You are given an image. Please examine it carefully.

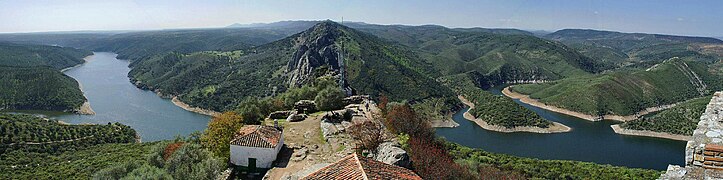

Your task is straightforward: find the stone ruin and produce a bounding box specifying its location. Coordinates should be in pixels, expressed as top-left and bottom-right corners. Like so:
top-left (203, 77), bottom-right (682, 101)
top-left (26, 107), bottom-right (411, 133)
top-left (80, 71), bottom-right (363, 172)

top-left (660, 92), bottom-right (723, 179)
top-left (294, 100), bottom-right (317, 114)
top-left (343, 95), bottom-right (370, 105)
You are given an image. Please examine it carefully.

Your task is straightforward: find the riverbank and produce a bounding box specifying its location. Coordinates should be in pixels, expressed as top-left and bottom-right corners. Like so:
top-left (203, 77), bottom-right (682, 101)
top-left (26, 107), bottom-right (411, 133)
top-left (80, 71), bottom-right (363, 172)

top-left (610, 125), bottom-right (691, 141)
top-left (457, 95), bottom-right (571, 133)
top-left (171, 96), bottom-right (221, 117)
top-left (501, 87), bottom-right (677, 122)
top-left (76, 101), bottom-right (95, 115)
top-left (431, 119), bottom-right (460, 128)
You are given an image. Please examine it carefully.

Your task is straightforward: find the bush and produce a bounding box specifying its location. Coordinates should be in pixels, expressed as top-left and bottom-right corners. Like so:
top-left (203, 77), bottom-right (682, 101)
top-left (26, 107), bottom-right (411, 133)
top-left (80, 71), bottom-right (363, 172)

top-left (315, 87), bottom-right (346, 111)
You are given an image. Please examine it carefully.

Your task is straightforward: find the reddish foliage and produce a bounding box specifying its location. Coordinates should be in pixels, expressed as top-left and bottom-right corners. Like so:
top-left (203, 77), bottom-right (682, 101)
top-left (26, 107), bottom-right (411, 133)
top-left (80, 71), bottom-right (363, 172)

top-left (378, 94), bottom-right (389, 113)
top-left (163, 142), bottom-right (184, 161)
top-left (348, 120), bottom-right (387, 154)
top-left (408, 138), bottom-right (474, 179)
top-left (384, 104), bottom-right (433, 139)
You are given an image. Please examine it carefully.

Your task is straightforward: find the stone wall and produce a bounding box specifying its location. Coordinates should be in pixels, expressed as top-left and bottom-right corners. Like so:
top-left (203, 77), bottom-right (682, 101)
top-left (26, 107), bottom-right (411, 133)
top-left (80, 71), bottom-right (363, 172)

top-left (660, 92), bottom-right (723, 179)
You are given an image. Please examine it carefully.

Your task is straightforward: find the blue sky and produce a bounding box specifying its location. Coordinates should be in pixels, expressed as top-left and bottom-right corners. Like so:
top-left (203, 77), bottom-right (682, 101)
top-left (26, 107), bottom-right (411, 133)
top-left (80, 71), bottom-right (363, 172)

top-left (0, 0), bottom-right (721, 37)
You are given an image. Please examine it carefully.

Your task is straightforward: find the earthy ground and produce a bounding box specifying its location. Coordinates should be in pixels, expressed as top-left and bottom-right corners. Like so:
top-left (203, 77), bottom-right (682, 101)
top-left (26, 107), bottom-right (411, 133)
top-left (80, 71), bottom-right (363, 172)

top-left (264, 111), bottom-right (355, 180)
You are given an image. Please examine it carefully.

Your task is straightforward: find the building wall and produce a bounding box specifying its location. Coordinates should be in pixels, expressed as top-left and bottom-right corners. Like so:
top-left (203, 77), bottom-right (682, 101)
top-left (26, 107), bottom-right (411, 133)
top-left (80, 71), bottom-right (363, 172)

top-left (229, 135), bottom-right (284, 169)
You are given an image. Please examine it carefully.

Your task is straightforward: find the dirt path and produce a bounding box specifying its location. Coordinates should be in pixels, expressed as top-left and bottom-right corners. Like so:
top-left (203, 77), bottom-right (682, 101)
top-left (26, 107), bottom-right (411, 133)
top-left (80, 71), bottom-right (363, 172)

top-left (458, 95), bottom-right (571, 133)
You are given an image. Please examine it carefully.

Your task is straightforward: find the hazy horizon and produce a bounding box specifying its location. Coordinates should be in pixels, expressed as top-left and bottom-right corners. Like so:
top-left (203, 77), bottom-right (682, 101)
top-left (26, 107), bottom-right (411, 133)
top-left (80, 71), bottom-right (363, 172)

top-left (1, 0), bottom-right (722, 37)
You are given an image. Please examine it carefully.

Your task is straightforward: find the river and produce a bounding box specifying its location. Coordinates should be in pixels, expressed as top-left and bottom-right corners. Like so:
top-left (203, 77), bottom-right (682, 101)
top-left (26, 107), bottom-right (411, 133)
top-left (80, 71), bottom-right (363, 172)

top-left (36, 52), bottom-right (211, 141)
top-left (435, 85), bottom-right (686, 170)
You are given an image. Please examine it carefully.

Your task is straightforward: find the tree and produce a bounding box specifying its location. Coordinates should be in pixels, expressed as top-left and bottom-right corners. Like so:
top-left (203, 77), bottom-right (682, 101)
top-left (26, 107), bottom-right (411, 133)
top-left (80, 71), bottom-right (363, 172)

top-left (384, 103), bottom-right (433, 139)
top-left (235, 98), bottom-right (264, 125)
top-left (348, 119), bottom-right (387, 154)
top-left (164, 143), bottom-right (224, 180)
top-left (315, 87), bottom-right (345, 111)
top-left (200, 112), bottom-right (244, 159)
top-left (120, 164), bottom-right (173, 180)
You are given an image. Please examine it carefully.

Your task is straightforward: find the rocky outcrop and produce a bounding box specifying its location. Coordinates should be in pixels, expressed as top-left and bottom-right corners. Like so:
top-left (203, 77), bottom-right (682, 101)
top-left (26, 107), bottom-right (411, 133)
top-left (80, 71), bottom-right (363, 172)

top-left (285, 22), bottom-right (342, 88)
top-left (374, 141), bottom-right (411, 168)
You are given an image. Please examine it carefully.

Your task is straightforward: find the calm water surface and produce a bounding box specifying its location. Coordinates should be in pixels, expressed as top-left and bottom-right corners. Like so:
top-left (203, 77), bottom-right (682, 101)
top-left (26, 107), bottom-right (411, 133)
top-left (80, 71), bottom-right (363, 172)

top-left (40, 52), bottom-right (210, 141)
top-left (436, 85), bottom-right (686, 170)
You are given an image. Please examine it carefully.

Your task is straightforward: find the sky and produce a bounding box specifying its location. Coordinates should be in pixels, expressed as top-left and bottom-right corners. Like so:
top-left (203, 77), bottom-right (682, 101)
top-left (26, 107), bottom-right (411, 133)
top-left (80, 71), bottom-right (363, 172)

top-left (0, 0), bottom-right (721, 37)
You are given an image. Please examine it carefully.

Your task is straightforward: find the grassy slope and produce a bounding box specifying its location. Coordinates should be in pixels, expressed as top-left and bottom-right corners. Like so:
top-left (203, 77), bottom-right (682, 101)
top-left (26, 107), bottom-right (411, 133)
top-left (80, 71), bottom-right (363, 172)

top-left (512, 58), bottom-right (722, 116)
top-left (0, 42), bottom-right (91, 69)
top-left (621, 96), bottom-right (711, 135)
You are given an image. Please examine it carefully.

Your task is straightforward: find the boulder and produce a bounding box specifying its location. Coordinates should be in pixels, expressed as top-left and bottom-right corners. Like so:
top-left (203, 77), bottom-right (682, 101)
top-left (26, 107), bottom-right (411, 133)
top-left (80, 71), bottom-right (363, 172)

top-left (374, 142), bottom-right (411, 168)
top-left (287, 113), bottom-right (308, 122)
top-left (269, 110), bottom-right (295, 119)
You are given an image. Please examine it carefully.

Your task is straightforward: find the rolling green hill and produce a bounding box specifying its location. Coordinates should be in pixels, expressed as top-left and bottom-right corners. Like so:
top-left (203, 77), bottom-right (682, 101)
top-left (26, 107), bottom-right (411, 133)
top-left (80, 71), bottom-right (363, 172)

top-left (546, 29), bottom-right (722, 67)
top-left (511, 58), bottom-right (722, 116)
top-left (353, 25), bottom-right (606, 89)
top-left (621, 96), bottom-right (711, 135)
top-left (0, 43), bottom-right (91, 112)
top-left (130, 22), bottom-right (454, 112)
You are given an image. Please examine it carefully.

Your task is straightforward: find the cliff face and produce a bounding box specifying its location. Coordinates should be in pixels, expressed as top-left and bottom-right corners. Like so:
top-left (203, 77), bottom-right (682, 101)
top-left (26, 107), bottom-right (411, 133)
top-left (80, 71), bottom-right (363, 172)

top-left (285, 22), bottom-right (342, 88)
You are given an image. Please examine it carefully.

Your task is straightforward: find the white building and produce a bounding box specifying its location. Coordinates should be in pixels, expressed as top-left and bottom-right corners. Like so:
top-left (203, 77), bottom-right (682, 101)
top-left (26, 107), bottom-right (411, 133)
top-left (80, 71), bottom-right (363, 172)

top-left (229, 125), bottom-right (284, 169)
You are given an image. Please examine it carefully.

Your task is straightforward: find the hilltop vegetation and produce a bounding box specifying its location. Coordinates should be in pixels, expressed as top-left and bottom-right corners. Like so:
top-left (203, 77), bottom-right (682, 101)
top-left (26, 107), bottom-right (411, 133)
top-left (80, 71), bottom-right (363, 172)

top-left (621, 96), bottom-right (712, 135)
top-left (512, 58), bottom-right (722, 116)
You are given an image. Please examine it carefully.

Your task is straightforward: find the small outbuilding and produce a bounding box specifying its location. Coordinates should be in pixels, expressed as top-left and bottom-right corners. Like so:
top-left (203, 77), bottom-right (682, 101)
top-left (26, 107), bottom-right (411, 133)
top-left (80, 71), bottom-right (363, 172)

top-left (229, 125), bottom-right (284, 170)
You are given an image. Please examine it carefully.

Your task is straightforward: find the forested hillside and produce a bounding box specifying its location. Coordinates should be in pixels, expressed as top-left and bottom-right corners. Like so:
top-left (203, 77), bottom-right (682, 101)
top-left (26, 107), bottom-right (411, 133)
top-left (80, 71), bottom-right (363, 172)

top-left (130, 22), bottom-right (455, 112)
top-left (0, 43), bottom-right (91, 112)
top-left (0, 113), bottom-right (137, 154)
top-left (621, 96), bottom-right (712, 135)
top-left (0, 42), bottom-right (91, 69)
top-left (511, 58), bottom-right (722, 116)
top-left (441, 73), bottom-right (552, 128)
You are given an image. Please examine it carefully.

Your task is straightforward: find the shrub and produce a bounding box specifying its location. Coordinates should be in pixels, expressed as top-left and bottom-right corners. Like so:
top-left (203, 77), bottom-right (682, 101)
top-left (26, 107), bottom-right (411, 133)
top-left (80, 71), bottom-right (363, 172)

top-left (315, 87), bottom-right (346, 111)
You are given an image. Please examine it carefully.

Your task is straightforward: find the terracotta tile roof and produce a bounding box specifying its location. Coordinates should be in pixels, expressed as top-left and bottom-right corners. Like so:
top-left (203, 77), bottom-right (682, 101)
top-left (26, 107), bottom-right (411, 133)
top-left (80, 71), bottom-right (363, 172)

top-left (302, 154), bottom-right (422, 180)
top-left (230, 125), bottom-right (282, 148)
